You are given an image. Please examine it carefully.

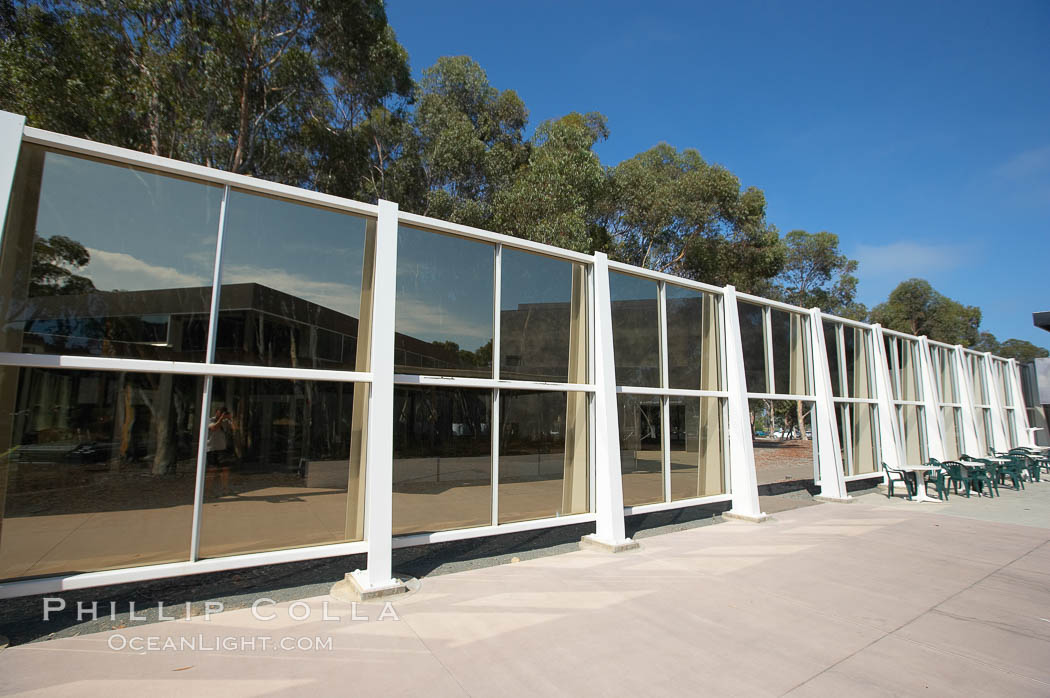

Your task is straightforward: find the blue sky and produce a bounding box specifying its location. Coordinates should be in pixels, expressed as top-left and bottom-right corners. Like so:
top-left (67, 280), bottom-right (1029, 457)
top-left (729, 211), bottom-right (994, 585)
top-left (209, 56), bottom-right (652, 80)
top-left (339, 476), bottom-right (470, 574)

top-left (386, 0), bottom-right (1049, 350)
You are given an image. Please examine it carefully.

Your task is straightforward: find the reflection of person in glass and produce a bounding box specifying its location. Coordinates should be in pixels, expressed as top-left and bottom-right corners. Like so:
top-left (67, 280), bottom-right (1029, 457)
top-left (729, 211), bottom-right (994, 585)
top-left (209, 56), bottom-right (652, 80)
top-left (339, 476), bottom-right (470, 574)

top-left (206, 406), bottom-right (233, 496)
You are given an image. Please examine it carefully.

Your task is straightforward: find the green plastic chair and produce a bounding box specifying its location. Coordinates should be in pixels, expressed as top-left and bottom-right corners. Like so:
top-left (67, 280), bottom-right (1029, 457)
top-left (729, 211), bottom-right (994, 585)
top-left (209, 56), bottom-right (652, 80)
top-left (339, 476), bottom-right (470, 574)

top-left (996, 453), bottom-right (1027, 490)
top-left (882, 462), bottom-right (915, 500)
top-left (923, 458), bottom-right (950, 501)
top-left (960, 456), bottom-right (999, 498)
top-left (1009, 448), bottom-right (1042, 483)
top-left (942, 461), bottom-right (970, 497)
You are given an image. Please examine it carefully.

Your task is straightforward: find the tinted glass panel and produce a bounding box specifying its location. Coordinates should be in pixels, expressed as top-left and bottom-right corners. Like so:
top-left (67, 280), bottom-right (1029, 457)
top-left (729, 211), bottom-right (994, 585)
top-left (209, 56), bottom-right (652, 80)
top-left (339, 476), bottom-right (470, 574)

top-left (942, 406), bottom-right (961, 460)
top-left (836, 404), bottom-right (849, 476)
top-left (392, 387), bottom-right (492, 534)
top-left (215, 191), bottom-right (370, 370)
top-left (884, 336), bottom-right (900, 400)
top-left (936, 348), bottom-right (956, 403)
top-left (900, 340), bottom-right (921, 401)
top-left (970, 355), bottom-right (987, 404)
top-left (394, 228), bottom-right (493, 378)
top-left (198, 377), bottom-right (364, 557)
top-left (851, 402), bottom-right (878, 474)
top-left (666, 285), bottom-right (721, 391)
top-left (618, 393), bottom-right (663, 505)
top-left (0, 146), bottom-right (220, 360)
top-left (771, 309), bottom-right (809, 395)
top-left (846, 327), bottom-right (872, 399)
top-left (610, 272), bottom-right (659, 388)
top-left (669, 397), bottom-right (725, 500)
top-left (0, 367), bottom-right (201, 581)
top-left (824, 322), bottom-right (841, 398)
top-left (499, 249), bottom-right (587, 383)
top-left (738, 301), bottom-right (767, 393)
top-left (899, 405), bottom-right (926, 464)
top-left (498, 390), bottom-right (589, 523)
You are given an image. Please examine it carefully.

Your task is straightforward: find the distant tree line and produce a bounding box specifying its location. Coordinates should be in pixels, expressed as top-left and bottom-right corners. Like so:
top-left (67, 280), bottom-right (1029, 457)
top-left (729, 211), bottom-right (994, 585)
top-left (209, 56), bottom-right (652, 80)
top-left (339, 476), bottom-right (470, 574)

top-left (1, 0), bottom-right (1044, 360)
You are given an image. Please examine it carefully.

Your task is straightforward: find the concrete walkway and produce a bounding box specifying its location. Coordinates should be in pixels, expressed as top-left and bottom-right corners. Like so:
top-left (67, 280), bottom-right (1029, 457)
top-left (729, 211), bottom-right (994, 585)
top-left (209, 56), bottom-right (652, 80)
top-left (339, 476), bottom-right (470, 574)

top-left (1, 486), bottom-right (1048, 697)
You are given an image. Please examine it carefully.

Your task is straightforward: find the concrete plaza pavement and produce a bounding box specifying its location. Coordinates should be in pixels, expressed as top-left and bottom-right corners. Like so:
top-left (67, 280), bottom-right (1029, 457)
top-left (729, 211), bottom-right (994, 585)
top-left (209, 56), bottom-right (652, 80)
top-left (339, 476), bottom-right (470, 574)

top-left (1, 484), bottom-right (1048, 697)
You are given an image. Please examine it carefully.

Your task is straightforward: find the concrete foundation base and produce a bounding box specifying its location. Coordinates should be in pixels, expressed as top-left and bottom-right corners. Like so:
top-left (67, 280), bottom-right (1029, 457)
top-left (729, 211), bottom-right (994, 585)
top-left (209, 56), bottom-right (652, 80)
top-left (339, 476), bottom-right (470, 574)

top-left (814, 495), bottom-right (855, 504)
top-left (723, 510), bottom-right (772, 523)
top-left (579, 534), bottom-right (640, 553)
top-left (330, 570), bottom-right (409, 602)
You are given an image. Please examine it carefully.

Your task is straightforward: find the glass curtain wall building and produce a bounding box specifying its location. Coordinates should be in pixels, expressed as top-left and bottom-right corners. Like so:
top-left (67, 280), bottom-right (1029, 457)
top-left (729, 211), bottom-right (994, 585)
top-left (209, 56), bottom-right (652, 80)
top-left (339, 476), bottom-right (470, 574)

top-left (0, 113), bottom-right (1037, 596)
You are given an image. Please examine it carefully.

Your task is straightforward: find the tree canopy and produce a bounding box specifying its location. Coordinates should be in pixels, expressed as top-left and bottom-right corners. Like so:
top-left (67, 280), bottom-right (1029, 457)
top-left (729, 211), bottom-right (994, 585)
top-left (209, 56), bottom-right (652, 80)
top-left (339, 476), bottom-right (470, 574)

top-left (1, 3), bottom-right (1046, 357)
top-left (773, 229), bottom-right (863, 317)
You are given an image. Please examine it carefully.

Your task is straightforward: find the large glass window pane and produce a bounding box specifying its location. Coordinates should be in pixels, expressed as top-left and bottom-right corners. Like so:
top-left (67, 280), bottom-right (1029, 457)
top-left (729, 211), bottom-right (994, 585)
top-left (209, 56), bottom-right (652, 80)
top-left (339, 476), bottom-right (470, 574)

top-left (836, 404), bottom-right (850, 475)
top-left (942, 406), bottom-right (961, 460)
top-left (0, 146), bottom-right (221, 361)
top-left (215, 190), bottom-right (370, 371)
top-left (845, 327), bottom-right (873, 399)
top-left (609, 272), bottom-right (660, 388)
top-left (981, 409), bottom-right (994, 454)
top-left (499, 249), bottom-right (587, 383)
top-left (851, 403), bottom-right (878, 474)
top-left (198, 376), bottom-right (364, 558)
top-left (498, 390), bottom-right (589, 523)
top-left (936, 348), bottom-right (956, 403)
top-left (392, 387), bottom-right (492, 534)
top-left (901, 340), bottom-right (921, 402)
top-left (738, 301), bottom-right (767, 393)
top-left (884, 335), bottom-right (900, 400)
top-left (899, 405), bottom-right (926, 464)
top-left (771, 309), bottom-right (810, 395)
top-left (970, 355), bottom-right (986, 405)
top-left (618, 393), bottom-right (663, 505)
top-left (666, 285), bottom-right (721, 391)
top-left (668, 397), bottom-right (725, 500)
top-left (394, 228), bottom-right (494, 378)
top-left (824, 322), bottom-right (842, 398)
top-left (0, 367), bottom-right (202, 581)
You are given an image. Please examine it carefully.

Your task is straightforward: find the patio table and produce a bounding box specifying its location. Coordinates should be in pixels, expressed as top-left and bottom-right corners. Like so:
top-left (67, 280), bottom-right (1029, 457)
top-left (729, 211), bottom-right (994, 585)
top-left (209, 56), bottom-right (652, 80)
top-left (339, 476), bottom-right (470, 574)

top-left (898, 465), bottom-right (943, 502)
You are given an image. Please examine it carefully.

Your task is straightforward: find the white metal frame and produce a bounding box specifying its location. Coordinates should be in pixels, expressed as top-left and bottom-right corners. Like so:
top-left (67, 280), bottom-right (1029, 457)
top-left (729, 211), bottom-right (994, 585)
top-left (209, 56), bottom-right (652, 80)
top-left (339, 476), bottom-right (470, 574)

top-left (820, 315), bottom-right (884, 481)
top-left (0, 113), bottom-right (1034, 598)
top-left (605, 264), bottom-right (732, 515)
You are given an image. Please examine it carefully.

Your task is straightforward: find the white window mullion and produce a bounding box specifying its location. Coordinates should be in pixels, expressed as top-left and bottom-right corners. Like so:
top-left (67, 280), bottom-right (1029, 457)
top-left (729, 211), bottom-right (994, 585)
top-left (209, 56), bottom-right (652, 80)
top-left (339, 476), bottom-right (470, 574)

top-left (763, 306), bottom-right (775, 393)
top-left (190, 183), bottom-right (230, 562)
top-left (491, 244), bottom-right (502, 525)
top-left (658, 282), bottom-right (671, 501)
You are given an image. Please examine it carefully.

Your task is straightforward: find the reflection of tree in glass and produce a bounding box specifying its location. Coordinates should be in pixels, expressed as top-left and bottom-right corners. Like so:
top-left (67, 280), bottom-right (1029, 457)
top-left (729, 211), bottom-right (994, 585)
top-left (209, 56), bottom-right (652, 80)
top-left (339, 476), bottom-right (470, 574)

top-left (429, 339), bottom-right (492, 369)
top-left (28, 235), bottom-right (96, 296)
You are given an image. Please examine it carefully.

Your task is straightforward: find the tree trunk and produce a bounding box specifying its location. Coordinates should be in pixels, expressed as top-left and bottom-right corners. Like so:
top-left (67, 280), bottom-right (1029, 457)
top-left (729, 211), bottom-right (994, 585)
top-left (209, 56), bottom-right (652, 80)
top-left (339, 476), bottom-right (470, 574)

top-left (151, 373), bottom-right (176, 475)
top-left (231, 56), bottom-right (254, 173)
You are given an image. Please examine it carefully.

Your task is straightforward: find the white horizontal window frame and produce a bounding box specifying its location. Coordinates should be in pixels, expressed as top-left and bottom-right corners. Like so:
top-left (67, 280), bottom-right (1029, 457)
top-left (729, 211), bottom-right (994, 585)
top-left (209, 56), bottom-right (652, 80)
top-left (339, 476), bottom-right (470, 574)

top-left (23, 127), bottom-right (378, 219)
top-left (0, 540), bottom-right (368, 600)
top-left (0, 352), bottom-right (373, 384)
top-left (395, 374), bottom-right (595, 393)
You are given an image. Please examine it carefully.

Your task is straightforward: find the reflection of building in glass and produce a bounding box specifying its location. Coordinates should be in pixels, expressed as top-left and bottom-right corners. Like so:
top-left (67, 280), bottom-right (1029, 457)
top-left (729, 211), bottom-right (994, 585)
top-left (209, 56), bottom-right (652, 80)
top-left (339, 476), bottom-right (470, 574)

top-left (0, 117), bottom-right (1038, 597)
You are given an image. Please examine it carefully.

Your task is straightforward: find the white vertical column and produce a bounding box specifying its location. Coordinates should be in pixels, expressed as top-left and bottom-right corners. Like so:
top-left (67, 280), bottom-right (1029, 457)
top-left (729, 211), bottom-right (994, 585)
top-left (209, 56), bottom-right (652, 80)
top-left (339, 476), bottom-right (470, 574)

top-left (871, 325), bottom-right (903, 470)
top-left (808, 309), bottom-right (848, 500)
top-left (953, 346), bottom-right (982, 456)
top-left (982, 352), bottom-right (1009, 452)
top-left (345, 199), bottom-right (403, 595)
top-left (491, 244), bottom-right (501, 526)
top-left (722, 286), bottom-right (767, 521)
top-left (581, 252), bottom-right (635, 550)
top-left (918, 337), bottom-right (946, 461)
top-left (657, 281), bottom-right (671, 502)
top-left (0, 111), bottom-right (26, 243)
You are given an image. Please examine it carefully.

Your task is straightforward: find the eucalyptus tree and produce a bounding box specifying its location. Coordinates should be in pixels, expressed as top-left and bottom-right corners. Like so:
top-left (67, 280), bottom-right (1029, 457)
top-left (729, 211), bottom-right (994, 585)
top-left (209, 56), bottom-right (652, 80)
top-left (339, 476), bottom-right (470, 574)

top-left (600, 144), bottom-right (783, 293)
